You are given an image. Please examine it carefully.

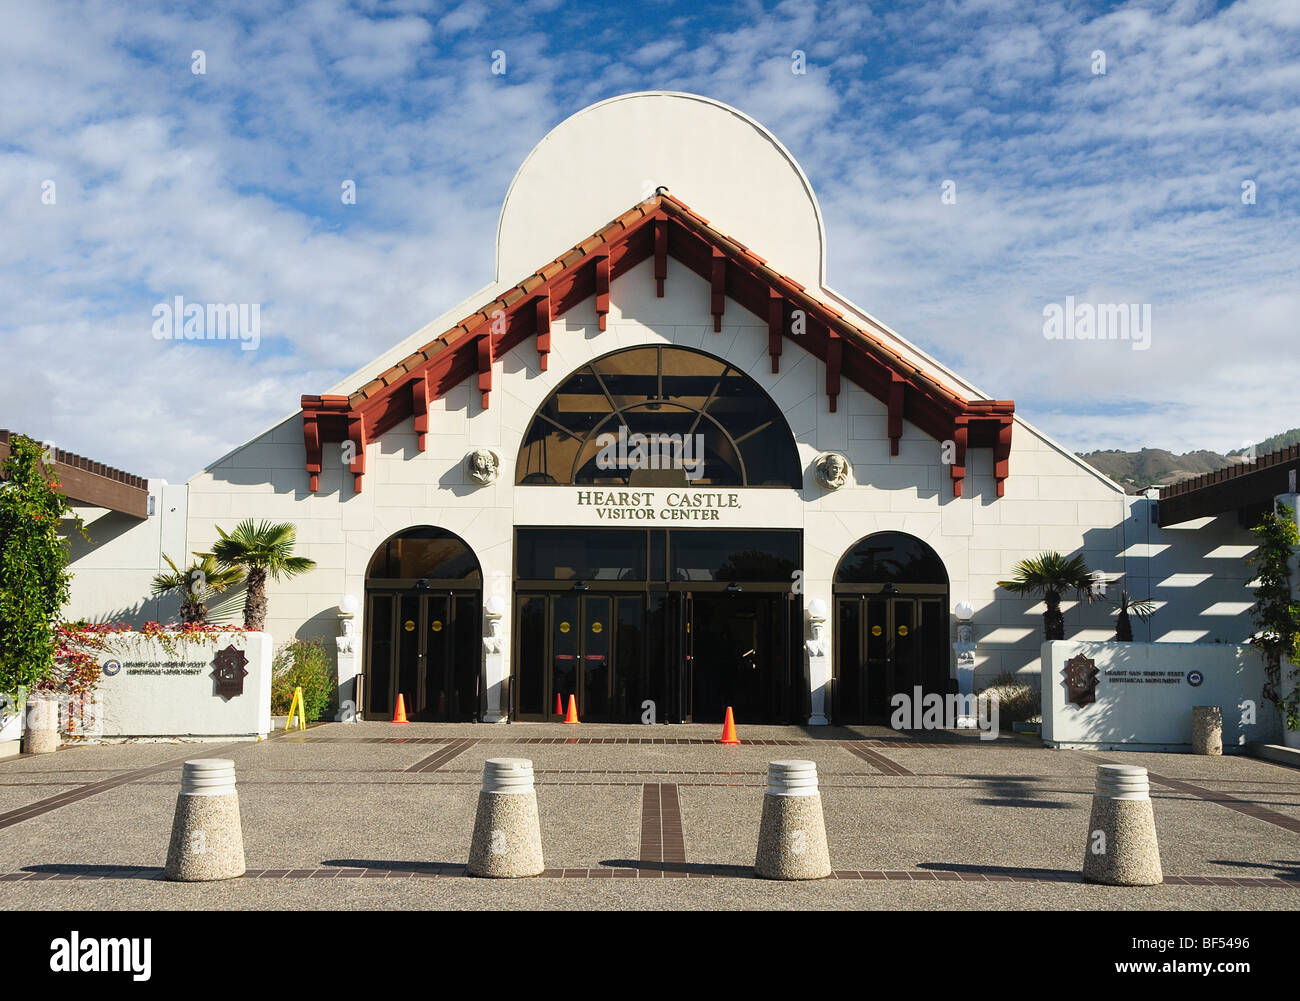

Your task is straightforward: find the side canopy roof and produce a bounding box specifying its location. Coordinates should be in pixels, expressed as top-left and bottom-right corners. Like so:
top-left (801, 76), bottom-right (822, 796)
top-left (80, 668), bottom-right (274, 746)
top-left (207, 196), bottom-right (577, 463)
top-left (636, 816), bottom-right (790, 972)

top-left (301, 192), bottom-right (1013, 498)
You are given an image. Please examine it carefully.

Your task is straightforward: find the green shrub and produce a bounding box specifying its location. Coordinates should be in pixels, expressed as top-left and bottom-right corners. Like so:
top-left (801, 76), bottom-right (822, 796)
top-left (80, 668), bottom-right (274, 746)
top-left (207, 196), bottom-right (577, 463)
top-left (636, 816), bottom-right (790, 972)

top-left (271, 638), bottom-right (335, 722)
top-left (977, 671), bottom-right (1041, 729)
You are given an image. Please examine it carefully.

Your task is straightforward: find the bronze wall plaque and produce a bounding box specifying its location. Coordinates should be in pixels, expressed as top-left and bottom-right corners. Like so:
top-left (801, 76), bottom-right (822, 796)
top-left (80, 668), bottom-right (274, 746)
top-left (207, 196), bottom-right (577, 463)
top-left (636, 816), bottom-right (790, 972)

top-left (1064, 654), bottom-right (1099, 707)
top-left (212, 645), bottom-right (249, 701)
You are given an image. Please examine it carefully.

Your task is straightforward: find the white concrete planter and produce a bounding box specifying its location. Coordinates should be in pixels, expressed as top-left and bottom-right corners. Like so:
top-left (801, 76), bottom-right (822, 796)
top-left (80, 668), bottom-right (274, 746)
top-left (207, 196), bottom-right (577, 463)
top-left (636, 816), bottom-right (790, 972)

top-left (0, 709), bottom-right (21, 743)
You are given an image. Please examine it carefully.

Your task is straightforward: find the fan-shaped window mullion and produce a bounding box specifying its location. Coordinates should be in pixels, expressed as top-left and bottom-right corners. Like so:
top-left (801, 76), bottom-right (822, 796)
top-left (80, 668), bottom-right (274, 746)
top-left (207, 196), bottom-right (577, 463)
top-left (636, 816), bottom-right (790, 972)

top-left (697, 409), bottom-right (747, 483)
top-left (570, 411), bottom-right (629, 483)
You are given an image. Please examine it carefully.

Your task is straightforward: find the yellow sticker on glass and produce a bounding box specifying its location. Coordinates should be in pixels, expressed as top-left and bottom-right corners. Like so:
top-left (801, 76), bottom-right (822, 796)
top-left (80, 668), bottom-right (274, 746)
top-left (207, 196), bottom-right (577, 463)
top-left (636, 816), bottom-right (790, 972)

top-left (559, 621), bottom-right (571, 633)
top-left (591, 621), bottom-right (603, 634)
top-left (897, 624), bottom-right (909, 637)
top-left (431, 620), bottom-right (443, 632)
top-left (403, 620), bottom-right (415, 632)
top-left (870, 624), bottom-right (882, 637)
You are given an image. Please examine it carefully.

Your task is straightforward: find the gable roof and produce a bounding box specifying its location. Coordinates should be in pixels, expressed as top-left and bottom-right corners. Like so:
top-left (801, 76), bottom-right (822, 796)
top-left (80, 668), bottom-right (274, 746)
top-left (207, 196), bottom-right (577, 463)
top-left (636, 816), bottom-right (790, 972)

top-left (301, 192), bottom-right (1014, 497)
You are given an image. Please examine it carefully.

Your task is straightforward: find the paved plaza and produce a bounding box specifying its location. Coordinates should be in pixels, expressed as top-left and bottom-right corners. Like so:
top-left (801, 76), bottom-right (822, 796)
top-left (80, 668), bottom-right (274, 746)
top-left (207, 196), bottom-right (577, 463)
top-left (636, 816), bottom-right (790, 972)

top-left (1, 722), bottom-right (1298, 910)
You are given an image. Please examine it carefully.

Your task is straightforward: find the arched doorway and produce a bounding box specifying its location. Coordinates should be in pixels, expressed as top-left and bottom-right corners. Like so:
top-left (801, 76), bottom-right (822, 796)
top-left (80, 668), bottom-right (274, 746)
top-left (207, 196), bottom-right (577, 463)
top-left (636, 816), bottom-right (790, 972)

top-left (512, 345), bottom-right (803, 723)
top-left (364, 527), bottom-right (482, 721)
top-left (833, 533), bottom-right (949, 725)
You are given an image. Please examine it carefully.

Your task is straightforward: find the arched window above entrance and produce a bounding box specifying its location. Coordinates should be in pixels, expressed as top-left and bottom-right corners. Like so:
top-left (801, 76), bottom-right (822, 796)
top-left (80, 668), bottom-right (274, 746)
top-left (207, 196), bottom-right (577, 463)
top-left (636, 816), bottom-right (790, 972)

top-left (366, 527), bottom-right (482, 586)
top-left (834, 532), bottom-right (947, 589)
top-left (516, 345), bottom-right (801, 488)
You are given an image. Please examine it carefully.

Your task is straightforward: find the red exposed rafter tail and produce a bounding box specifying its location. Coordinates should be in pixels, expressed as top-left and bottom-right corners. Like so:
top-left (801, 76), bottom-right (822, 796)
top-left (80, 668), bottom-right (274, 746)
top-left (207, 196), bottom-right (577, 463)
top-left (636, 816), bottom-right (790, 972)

top-left (710, 249), bottom-right (726, 332)
top-left (888, 374), bottom-right (905, 456)
top-left (303, 415), bottom-right (322, 492)
top-left (825, 330), bottom-right (842, 413)
top-left (950, 417), bottom-right (969, 497)
top-left (412, 376), bottom-right (430, 451)
top-left (347, 412), bottom-right (368, 494)
top-left (477, 332), bottom-right (493, 409)
top-left (767, 290), bottom-right (783, 373)
top-left (653, 217), bottom-right (668, 297)
top-left (594, 254), bottom-right (610, 331)
top-left (995, 417), bottom-right (1013, 497)
top-left (535, 293), bottom-right (551, 371)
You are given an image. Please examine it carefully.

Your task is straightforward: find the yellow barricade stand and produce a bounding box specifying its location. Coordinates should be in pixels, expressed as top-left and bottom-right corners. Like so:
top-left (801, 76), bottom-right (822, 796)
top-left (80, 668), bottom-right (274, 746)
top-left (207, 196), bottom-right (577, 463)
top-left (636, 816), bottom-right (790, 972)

top-left (285, 687), bottom-right (308, 731)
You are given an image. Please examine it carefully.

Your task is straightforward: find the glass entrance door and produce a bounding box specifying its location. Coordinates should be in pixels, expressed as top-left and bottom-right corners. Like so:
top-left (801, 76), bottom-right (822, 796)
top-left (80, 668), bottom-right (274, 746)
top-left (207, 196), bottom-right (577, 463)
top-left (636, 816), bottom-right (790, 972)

top-left (365, 591), bottom-right (481, 721)
top-left (688, 593), bottom-right (794, 724)
top-left (834, 596), bottom-right (946, 724)
top-left (514, 592), bottom-right (638, 722)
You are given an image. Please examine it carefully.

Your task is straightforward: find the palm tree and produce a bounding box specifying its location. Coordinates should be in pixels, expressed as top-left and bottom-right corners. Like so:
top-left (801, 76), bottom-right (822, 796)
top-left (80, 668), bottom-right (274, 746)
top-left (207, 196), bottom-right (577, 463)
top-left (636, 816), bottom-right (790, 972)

top-left (1110, 588), bottom-right (1156, 642)
top-left (997, 552), bottom-right (1096, 641)
top-left (150, 554), bottom-right (245, 625)
top-left (207, 520), bottom-right (316, 630)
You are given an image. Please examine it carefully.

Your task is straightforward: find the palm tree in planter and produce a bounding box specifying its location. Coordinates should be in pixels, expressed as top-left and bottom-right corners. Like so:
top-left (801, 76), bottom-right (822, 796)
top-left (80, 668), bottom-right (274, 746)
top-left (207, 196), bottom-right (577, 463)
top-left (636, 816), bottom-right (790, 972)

top-left (1109, 588), bottom-right (1156, 641)
top-left (150, 553), bottom-right (245, 625)
top-left (997, 552), bottom-right (1096, 641)
top-left (207, 520), bottom-right (316, 631)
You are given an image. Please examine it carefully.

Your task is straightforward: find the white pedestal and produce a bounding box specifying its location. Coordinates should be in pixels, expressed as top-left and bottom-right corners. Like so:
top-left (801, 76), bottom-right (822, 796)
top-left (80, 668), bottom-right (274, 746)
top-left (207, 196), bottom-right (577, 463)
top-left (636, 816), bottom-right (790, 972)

top-left (483, 650), bottom-right (507, 723)
top-left (955, 645), bottom-right (976, 728)
top-left (335, 636), bottom-right (360, 723)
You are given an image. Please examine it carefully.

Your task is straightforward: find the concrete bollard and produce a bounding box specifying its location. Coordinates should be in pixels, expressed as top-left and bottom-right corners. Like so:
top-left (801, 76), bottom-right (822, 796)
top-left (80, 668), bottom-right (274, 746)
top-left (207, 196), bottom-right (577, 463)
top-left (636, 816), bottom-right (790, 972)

top-left (467, 758), bottom-right (544, 878)
top-left (1082, 764), bottom-right (1162, 886)
top-left (1191, 706), bottom-right (1223, 756)
top-left (164, 759), bottom-right (246, 882)
top-left (754, 760), bottom-right (832, 880)
top-left (21, 696), bottom-right (59, 755)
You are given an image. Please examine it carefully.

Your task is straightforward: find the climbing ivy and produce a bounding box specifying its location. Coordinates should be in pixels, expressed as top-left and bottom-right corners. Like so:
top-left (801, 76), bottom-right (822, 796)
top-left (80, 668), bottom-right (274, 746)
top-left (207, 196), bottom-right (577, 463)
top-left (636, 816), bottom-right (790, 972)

top-left (0, 435), bottom-right (81, 700)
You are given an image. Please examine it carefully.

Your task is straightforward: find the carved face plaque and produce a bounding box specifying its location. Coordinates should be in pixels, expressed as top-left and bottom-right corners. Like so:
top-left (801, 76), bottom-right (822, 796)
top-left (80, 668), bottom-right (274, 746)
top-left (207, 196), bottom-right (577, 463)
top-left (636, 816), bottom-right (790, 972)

top-left (814, 452), bottom-right (850, 490)
top-left (212, 645), bottom-right (249, 701)
top-left (1064, 654), bottom-right (1099, 707)
top-left (465, 447), bottom-right (500, 486)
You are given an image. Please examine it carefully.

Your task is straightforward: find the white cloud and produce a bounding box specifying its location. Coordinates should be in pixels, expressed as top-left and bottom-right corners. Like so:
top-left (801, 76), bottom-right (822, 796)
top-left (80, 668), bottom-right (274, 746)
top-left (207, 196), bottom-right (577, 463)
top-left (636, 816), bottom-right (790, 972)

top-left (0, 0), bottom-right (1295, 483)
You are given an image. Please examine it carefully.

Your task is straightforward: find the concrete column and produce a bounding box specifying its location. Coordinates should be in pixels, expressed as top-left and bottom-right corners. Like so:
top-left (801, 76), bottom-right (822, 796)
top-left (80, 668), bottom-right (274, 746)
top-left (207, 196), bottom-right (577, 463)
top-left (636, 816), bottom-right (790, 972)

top-left (164, 760), bottom-right (246, 881)
top-left (1082, 764), bottom-right (1162, 886)
top-left (755, 760), bottom-right (832, 880)
top-left (467, 758), bottom-right (544, 877)
top-left (1191, 706), bottom-right (1223, 755)
top-left (21, 695), bottom-right (59, 755)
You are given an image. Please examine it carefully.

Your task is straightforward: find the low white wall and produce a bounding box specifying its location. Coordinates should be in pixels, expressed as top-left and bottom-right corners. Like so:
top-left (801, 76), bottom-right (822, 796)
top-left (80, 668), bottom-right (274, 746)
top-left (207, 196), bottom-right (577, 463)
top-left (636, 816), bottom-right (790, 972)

top-left (89, 631), bottom-right (272, 739)
top-left (1041, 640), bottom-right (1278, 752)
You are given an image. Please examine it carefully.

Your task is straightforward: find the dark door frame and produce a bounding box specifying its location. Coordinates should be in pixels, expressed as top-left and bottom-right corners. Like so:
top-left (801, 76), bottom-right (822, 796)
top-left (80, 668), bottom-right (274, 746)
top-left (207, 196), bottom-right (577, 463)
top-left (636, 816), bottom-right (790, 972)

top-left (831, 589), bottom-right (948, 724)
top-left (362, 588), bottom-right (482, 721)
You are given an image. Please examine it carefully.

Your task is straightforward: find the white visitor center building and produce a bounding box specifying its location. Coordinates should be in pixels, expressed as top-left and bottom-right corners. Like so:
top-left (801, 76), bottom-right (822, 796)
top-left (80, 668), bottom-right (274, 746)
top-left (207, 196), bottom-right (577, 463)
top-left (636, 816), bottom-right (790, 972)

top-left (59, 92), bottom-right (1261, 727)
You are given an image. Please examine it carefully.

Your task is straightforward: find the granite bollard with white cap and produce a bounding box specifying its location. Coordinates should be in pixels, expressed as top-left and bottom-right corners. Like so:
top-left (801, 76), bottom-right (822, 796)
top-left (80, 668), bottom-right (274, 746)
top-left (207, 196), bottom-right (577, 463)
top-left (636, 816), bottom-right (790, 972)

top-left (163, 759), bottom-right (246, 882)
top-left (1081, 764), bottom-right (1162, 886)
top-left (1191, 706), bottom-right (1223, 756)
top-left (467, 758), bottom-right (544, 878)
top-left (21, 696), bottom-right (59, 755)
top-left (754, 760), bottom-right (831, 880)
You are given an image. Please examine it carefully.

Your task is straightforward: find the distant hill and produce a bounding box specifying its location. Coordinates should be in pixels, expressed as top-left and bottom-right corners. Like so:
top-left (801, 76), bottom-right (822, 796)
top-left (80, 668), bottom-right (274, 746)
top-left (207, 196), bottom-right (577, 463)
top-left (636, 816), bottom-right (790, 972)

top-left (1078, 428), bottom-right (1300, 494)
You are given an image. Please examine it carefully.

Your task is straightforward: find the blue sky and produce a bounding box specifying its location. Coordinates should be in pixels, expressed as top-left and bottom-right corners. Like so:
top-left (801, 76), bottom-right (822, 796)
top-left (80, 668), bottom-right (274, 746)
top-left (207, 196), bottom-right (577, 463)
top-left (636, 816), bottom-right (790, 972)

top-left (2, 0), bottom-right (1297, 482)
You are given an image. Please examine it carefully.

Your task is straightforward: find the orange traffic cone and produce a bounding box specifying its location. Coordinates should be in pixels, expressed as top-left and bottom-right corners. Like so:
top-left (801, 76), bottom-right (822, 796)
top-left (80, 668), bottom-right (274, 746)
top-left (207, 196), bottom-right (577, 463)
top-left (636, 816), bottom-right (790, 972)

top-left (563, 694), bottom-right (580, 725)
top-left (393, 694), bottom-right (408, 724)
top-left (555, 692), bottom-right (564, 717)
top-left (718, 706), bottom-right (740, 745)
